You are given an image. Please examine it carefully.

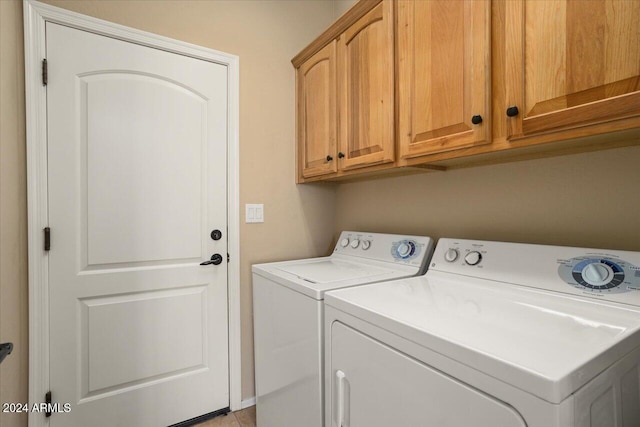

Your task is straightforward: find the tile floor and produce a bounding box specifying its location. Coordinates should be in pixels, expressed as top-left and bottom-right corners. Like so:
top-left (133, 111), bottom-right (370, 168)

top-left (195, 406), bottom-right (256, 427)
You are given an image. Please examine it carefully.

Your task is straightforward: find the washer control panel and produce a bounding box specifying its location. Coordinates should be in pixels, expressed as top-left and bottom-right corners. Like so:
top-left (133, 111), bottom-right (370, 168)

top-left (431, 238), bottom-right (640, 307)
top-left (334, 231), bottom-right (434, 270)
top-left (558, 256), bottom-right (639, 294)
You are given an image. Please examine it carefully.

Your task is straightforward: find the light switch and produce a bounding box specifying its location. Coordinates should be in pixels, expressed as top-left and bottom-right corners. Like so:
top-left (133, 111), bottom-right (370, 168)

top-left (246, 204), bottom-right (264, 223)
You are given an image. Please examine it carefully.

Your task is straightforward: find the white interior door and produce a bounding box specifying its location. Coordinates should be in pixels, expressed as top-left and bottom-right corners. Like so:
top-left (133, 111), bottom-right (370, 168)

top-left (46, 22), bottom-right (229, 426)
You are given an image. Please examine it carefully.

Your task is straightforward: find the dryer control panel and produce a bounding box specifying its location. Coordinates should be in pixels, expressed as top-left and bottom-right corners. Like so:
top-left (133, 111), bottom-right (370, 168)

top-left (430, 238), bottom-right (640, 307)
top-left (334, 231), bottom-right (434, 272)
top-left (557, 256), bottom-right (640, 294)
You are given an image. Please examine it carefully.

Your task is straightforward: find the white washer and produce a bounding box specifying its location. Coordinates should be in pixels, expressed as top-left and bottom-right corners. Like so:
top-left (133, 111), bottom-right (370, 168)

top-left (252, 231), bottom-right (435, 427)
top-left (325, 238), bottom-right (640, 427)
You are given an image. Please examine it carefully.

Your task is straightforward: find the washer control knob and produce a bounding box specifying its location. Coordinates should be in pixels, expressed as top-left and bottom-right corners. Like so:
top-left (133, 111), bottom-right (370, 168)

top-left (340, 238), bottom-right (350, 248)
top-left (350, 239), bottom-right (360, 249)
top-left (444, 248), bottom-right (459, 262)
top-left (361, 240), bottom-right (371, 250)
top-left (397, 242), bottom-right (411, 258)
top-left (582, 263), bottom-right (612, 286)
top-left (465, 251), bottom-right (482, 266)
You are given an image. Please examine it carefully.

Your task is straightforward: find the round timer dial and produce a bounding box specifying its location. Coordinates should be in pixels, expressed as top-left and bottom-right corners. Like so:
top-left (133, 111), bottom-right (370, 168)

top-left (572, 258), bottom-right (624, 290)
top-left (391, 240), bottom-right (420, 261)
top-left (558, 255), bottom-right (639, 294)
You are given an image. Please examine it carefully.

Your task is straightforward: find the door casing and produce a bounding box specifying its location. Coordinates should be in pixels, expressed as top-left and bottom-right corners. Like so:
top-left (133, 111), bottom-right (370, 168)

top-left (22, 1), bottom-right (241, 425)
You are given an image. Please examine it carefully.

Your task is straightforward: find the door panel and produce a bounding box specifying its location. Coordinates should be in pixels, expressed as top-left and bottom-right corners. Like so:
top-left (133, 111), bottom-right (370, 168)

top-left (80, 287), bottom-right (206, 397)
top-left (397, 0), bottom-right (491, 159)
top-left (338, 1), bottom-right (394, 170)
top-left (329, 322), bottom-right (527, 427)
top-left (84, 74), bottom-right (204, 265)
top-left (505, 0), bottom-right (640, 138)
top-left (298, 41), bottom-right (337, 179)
top-left (47, 23), bottom-right (228, 426)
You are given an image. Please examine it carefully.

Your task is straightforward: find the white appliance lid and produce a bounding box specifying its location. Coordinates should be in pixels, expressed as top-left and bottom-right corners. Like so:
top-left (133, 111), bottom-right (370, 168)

top-left (276, 259), bottom-right (393, 284)
top-left (253, 256), bottom-right (419, 300)
top-left (325, 271), bottom-right (640, 404)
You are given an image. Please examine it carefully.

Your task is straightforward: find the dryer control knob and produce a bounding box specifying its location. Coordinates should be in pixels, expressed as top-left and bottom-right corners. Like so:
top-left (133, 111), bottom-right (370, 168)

top-left (340, 238), bottom-right (350, 248)
top-left (350, 239), bottom-right (360, 249)
top-left (361, 240), bottom-right (371, 250)
top-left (444, 248), bottom-right (459, 262)
top-left (465, 251), bottom-right (482, 266)
top-left (582, 263), bottom-right (612, 286)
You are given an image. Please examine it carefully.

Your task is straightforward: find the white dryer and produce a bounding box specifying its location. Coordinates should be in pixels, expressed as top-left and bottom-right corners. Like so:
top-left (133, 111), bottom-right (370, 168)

top-left (252, 231), bottom-right (434, 427)
top-left (324, 238), bottom-right (640, 427)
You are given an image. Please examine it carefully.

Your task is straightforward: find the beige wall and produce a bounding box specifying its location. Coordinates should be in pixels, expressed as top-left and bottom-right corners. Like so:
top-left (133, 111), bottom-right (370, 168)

top-left (334, 0), bottom-right (357, 18)
top-left (336, 146), bottom-right (640, 252)
top-left (0, 1), bottom-right (338, 423)
top-left (0, 2), bottom-right (29, 427)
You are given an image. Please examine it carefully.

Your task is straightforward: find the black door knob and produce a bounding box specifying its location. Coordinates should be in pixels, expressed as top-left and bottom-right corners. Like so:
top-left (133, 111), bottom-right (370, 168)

top-left (338, 152), bottom-right (345, 158)
top-left (0, 343), bottom-right (13, 364)
top-left (506, 105), bottom-right (519, 117)
top-left (471, 115), bottom-right (483, 125)
top-left (200, 254), bottom-right (223, 266)
top-left (210, 229), bottom-right (222, 240)
top-left (326, 155), bottom-right (333, 162)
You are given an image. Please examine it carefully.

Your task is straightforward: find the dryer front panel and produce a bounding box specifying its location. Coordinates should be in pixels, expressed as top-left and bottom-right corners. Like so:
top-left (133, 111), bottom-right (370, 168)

top-left (328, 321), bottom-right (527, 427)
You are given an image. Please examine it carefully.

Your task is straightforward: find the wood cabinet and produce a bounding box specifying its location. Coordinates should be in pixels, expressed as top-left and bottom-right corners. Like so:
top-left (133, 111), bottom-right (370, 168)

top-left (397, 0), bottom-right (491, 160)
top-left (504, 0), bottom-right (640, 140)
top-left (338, 1), bottom-right (394, 170)
top-left (296, 41), bottom-right (337, 179)
top-left (293, 0), bottom-right (640, 182)
top-left (295, 0), bottom-right (394, 182)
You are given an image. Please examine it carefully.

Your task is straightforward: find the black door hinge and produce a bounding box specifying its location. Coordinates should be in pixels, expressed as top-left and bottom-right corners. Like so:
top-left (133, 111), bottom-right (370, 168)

top-left (45, 391), bottom-right (52, 417)
top-left (44, 227), bottom-right (51, 251)
top-left (227, 253), bottom-right (230, 263)
top-left (42, 59), bottom-right (48, 86)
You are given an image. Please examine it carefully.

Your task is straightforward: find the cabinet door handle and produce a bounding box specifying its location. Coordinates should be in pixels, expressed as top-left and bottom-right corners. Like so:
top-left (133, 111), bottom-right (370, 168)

top-left (471, 115), bottom-right (483, 125)
top-left (506, 105), bottom-right (519, 117)
top-left (338, 152), bottom-right (345, 159)
top-left (326, 155), bottom-right (333, 162)
top-left (336, 370), bottom-right (346, 427)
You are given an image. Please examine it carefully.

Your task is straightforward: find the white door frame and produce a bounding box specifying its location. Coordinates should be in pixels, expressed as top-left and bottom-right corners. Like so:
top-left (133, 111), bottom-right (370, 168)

top-left (23, 1), bottom-right (241, 425)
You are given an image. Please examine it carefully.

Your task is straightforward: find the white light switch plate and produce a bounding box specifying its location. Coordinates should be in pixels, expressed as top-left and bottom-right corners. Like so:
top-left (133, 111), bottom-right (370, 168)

top-left (245, 204), bottom-right (264, 223)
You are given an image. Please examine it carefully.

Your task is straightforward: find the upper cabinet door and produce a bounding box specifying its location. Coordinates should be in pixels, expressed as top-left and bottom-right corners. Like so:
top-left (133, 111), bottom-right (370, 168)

top-left (505, 0), bottom-right (640, 139)
top-left (338, 1), bottom-right (395, 170)
top-left (297, 41), bottom-right (338, 180)
top-left (397, 0), bottom-right (491, 160)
